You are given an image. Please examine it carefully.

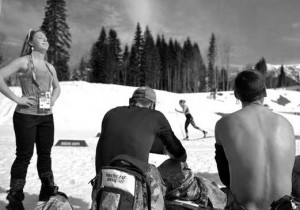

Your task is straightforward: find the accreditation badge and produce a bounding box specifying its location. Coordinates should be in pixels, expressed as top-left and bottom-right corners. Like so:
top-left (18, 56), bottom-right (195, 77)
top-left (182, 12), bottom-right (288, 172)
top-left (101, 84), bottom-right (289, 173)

top-left (38, 91), bottom-right (51, 113)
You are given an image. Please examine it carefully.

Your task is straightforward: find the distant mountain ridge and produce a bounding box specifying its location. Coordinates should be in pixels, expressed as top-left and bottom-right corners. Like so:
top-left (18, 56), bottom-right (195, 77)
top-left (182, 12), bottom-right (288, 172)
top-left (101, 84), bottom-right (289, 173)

top-left (266, 63), bottom-right (300, 83)
top-left (228, 63), bottom-right (300, 87)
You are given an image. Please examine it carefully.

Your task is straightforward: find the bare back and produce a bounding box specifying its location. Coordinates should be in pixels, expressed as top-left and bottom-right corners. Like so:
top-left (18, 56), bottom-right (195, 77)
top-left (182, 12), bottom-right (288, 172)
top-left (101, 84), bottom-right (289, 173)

top-left (216, 104), bottom-right (295, 209)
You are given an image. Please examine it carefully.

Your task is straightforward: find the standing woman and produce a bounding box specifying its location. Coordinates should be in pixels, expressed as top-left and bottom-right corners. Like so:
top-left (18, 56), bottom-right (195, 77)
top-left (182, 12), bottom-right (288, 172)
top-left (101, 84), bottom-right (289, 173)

top-left (175, 99), bottom-right (207, 140)
top-left (0, 29), bottom-right (61, 210)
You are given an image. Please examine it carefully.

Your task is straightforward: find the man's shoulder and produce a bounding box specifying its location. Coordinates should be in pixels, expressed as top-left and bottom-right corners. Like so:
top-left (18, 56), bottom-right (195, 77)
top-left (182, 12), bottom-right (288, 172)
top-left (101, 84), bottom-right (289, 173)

top-left (258, 107), bottom-right (292, 127)
top-left (271, 111), bottom-right (290, 121)
top-left (104, 106), bottom-right (127, 116)
top-left (216, 112), bottom-right (238, 126)
top-left (153, 110), bottom-right (170, 121)
top-left (152, 109), bottom-right (165, 115)
top-left (107, 106), bottom-right (127, 112)
top-left (270, 111), bottom-right (293, 129)
top-left (215, 112), bottom-right (243, 138)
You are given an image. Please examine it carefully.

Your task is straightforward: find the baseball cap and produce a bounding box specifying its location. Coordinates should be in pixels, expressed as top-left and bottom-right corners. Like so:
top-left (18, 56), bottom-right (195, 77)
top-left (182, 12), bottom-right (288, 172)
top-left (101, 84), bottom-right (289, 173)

top-left (131, 86), bottom-right (156, 103)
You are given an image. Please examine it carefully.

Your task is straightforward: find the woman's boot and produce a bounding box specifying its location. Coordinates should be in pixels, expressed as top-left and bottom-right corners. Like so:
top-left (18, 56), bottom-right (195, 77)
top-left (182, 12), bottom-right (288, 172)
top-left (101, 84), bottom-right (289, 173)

top-left (39, 172), bottom-right (58, 201)
top-left (6, 179), bottom-right (25, 210)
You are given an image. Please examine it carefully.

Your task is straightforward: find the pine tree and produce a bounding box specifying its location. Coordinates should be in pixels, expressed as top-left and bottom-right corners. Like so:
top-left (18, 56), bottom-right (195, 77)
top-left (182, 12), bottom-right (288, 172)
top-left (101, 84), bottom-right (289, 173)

top-left (157, 35), bottom-right (169, 90)
top-left (255, 57), bottom-right (270, 87)
top-left (140, 26), bottom-right (159, 87)
top-left (122, 44), bottom-right (130, 85)
top-left (90, 27), bottom-right (107, 83)
top-left (128, 23), bottom-right (143, 86)
top-left (183, 37), bottom-right (193, 92)
top-left (192, 43), bottom-right (206, 92)
top-left (277, 65), bottom-right (286, 88)
top-left (151, 43), bottom-right (160, 89)
top-left (255, 57), bottom-right (267, 76)
top-left (173, 40), bottom-right (183, 92)
top-left (207, 33), bottom-right (217, 91)
top-left (215, 66), bottom-right (219, 91)
top-left (220, 68), bottom-right (228, 91)
top-left (156, 35), bottom-right (162, 89)
top-left (140, 26), bottom-right (151, 86)
top-left (128, 46), bottom-right (138, 86)
top-left (168, 39), bottom-right (177, 92)
top-left (41, 0), bottom-right (71, 81)
top-left (108, 29), bottom-right (122, 84)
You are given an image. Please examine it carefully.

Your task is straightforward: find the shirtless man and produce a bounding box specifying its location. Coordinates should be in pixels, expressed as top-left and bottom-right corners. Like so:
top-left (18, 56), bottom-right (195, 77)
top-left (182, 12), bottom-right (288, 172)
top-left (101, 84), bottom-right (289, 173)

top-left (215, 70), bottom-right (296, 210)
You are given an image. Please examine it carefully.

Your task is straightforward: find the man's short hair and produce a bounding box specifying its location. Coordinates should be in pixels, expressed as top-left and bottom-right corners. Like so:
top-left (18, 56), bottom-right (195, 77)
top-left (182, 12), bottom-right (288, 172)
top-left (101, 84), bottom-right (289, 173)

top-left (234, 69), bottom-right (266, 102)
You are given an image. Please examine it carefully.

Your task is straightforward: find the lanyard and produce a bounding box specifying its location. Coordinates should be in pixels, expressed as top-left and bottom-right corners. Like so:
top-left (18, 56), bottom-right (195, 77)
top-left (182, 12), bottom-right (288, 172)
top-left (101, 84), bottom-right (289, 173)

top-left (28, 54), bottom-right (53, 92)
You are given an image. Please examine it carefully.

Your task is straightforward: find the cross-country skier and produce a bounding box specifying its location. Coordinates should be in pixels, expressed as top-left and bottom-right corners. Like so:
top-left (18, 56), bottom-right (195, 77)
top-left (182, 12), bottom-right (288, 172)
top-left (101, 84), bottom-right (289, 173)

top-left (175, 99), bottom-right (207, 140)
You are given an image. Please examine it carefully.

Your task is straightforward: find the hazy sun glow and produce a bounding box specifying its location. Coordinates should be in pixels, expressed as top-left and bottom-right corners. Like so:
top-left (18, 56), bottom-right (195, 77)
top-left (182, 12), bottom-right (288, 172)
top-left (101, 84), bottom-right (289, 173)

top-left (125, 0), bottom-right (153, 28)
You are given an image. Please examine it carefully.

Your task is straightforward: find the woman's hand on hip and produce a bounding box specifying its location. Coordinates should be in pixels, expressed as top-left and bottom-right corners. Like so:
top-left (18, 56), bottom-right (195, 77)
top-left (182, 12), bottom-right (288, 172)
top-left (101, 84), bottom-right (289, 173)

top-left (16, 96), bottom-right (36, 107)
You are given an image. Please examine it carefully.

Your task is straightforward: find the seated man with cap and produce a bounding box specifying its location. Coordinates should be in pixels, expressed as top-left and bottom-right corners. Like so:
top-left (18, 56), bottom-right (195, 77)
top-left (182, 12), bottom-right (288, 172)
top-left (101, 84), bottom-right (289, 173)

top-left (95, 86), bottom-right (186, 173)
top-left (94, 86), bottom-right (187, 209)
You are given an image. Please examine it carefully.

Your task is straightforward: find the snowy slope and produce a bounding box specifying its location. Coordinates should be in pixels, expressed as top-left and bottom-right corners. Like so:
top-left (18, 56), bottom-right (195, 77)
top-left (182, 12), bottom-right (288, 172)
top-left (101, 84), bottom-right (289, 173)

top-left (0, 81), bottom-right (300, 209)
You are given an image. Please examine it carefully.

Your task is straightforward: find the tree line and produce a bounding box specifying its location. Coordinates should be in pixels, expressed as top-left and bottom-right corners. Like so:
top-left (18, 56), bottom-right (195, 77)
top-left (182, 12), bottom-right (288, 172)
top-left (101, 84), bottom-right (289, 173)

top-left (74, 23), bottom-right (225, 93)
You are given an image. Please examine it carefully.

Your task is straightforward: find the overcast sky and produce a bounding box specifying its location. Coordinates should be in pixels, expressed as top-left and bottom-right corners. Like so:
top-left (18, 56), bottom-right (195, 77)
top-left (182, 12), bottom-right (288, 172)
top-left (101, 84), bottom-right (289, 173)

top-left (1, 0), bottom-right (300, 67)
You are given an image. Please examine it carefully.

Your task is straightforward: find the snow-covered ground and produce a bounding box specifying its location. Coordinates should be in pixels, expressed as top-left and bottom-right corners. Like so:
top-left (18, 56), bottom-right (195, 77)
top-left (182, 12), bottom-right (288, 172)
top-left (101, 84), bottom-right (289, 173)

top-left (1, 81), bottom-right (300, 209)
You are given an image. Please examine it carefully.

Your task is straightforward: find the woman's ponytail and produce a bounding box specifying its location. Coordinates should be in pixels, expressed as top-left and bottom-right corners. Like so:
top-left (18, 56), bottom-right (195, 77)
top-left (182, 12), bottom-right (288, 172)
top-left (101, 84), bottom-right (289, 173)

top-left (20, 29), bottom-right (35, 56)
